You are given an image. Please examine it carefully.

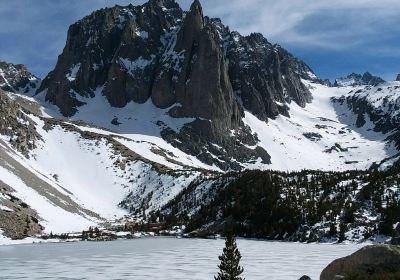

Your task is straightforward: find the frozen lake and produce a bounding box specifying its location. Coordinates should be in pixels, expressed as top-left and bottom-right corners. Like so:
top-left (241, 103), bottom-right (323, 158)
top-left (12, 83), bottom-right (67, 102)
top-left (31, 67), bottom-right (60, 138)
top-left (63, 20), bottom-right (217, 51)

top-left (0, 237), bottom-right (363, 280)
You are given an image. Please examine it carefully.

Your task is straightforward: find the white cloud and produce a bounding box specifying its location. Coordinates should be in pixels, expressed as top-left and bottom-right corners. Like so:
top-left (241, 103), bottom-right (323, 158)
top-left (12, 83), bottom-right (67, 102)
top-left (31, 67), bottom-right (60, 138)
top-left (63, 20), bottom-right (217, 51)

top-left (0, 0), bottom-right (399, 78)
top-left (198, 0), bottom-right (400, 50)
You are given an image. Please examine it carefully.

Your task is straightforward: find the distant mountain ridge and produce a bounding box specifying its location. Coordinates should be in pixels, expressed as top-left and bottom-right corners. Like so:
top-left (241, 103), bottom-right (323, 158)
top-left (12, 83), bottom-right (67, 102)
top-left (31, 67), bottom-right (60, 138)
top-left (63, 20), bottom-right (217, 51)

top-left (333, 81), bottom-right (400, 150)
top-left (0, 61), bottom-right (40, 95)
top-left (334, 72), bottom-right (385, 87)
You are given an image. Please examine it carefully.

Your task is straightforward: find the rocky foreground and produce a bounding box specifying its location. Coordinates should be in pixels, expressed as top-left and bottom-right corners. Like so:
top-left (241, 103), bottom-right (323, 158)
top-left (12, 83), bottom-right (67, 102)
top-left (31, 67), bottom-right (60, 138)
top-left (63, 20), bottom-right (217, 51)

top-left (321, 245), bottom-right (400, 280)
top-left (300, 245), bottom-right (400, 280)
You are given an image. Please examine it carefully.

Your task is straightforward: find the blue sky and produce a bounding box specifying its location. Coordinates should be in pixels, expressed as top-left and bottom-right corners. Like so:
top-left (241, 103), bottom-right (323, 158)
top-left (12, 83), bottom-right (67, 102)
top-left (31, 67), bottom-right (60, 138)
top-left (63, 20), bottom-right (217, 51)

top-left (1, 0), bottom-right (399, 81)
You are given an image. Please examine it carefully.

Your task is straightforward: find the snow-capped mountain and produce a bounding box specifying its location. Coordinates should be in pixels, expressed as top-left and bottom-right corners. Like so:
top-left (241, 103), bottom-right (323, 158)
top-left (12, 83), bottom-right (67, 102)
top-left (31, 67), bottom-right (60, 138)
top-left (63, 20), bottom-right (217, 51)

top-left (1, 0), bottom-right (400, 243)
top-left (36, 0), bottom-right (318, 171)
top-left (0, 61), bottom-right (41, 95)
top-left (32, 0), bottom-right (398, 173)
top-left (334, 72), bottom-right (385, 87)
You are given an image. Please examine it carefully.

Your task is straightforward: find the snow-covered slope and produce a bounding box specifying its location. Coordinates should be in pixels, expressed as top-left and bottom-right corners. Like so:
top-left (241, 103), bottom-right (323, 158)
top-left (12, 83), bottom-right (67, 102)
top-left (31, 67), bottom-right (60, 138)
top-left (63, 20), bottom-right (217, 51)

top-left (334, 81), bottom-right (400, 134)
top-left (332, 81), bottom-right (400, 167)
top-left (33, 87), bottom-right (221, 172)
top-left (0, 90), bottom-right (202, 240)
top-left (26, 81), bottom-right (398, 173)
top-left (1, 77), bottom-right (400, 242)
top-left (16, 80), bottom-right (399, 173)
top-left (243, 81), bottom-right (397, 171)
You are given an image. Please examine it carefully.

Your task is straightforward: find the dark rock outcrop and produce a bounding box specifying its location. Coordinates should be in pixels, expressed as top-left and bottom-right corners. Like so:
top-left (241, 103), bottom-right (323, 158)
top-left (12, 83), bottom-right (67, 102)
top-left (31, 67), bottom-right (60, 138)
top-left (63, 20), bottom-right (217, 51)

top-left (391, 223), bottom-right (400, 245)
top-left (0, 89), bottom-right (39, 156)
top-left (225, 30), bottom-right (314, 120)
top-left (0, 181), bottom-right (44, 239)
top-left (333, 83), bottom-right (400, 149)
top-left (37, 0), bottom-right (184, 116)
top-left (396, 74), bottom-right (400, 82)
top-left (320, 245), bottom-right (400, 280)
top-left (334, 72), bottom-right (385, 87)
top-left (37, 0), bottom-right (318, 170)
top-left (0, 61), bottom-right (40, 94)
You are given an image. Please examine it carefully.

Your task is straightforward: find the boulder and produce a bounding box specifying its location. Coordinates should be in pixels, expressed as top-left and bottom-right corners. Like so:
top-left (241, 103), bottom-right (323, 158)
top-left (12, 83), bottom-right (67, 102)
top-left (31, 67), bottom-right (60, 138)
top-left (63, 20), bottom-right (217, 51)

top-left (320, 245), bottom-right (400, 280)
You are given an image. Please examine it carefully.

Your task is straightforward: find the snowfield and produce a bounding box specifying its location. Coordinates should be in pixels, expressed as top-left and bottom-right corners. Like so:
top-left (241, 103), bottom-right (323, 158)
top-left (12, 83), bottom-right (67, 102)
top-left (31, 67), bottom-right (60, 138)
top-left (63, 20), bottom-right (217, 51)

top-left (0, 165), bottom-right (96, 233)
top-left (352, 81), bottom-right (400, 118)
top-left (34, 87), bottom-right (220, 171)
top-left (0, 112), bottom-right (202, 233)
top-left (243, 81), bottom-right (397, 171)
top-left (32, 82), bottom-right (398, 173)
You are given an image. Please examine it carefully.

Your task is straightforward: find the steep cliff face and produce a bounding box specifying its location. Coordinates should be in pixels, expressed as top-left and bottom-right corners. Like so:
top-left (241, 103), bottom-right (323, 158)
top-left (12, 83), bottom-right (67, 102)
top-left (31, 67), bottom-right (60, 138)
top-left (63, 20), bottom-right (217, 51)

top-left (153, 0), bottom-right (243, 137)
top-left (36, 0), bottom-right (318, 170)
top-left (38, 0), bottom-right (183, 116)
top-left (224, 28), bottom-right (315, 120)
top-left (0, 61), bottom-right (40, 95)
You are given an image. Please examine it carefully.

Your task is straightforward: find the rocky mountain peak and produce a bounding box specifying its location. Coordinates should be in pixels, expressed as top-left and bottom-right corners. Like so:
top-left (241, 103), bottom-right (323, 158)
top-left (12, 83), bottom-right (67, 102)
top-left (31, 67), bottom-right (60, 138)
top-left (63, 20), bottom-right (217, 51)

top-left (189, 0), bottom-right (204, 27)
top-left (36, 0), bottom-right (319, 170)
top-left (361, 71), bottom-right (385, 85)
top-left (175, 0), bottom-right (204, 52)
top-left (334, 71), bottom-right (385, 87)
top-left (247, 32), bottom-right (269, 43)
top-left (0, 61), bottom-right (40, 95)
top-left (396, 74), bottom-right (400, 81)
top-left (190, 0), bottom-right (202, 11)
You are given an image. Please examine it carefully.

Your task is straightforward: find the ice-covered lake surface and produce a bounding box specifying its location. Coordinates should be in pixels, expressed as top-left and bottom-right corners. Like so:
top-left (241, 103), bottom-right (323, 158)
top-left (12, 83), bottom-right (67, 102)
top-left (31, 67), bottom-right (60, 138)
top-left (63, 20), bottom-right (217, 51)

top-left (0, 237), bottom-right (363, 280)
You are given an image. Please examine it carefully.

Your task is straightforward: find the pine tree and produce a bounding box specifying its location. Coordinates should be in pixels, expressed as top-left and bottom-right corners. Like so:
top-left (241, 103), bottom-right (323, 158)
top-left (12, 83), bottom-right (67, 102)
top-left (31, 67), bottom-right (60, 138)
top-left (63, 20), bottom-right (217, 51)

top-left (338, 222), bottom-right (347, 243)
top-left (215, 234), bottom-right (245, 280)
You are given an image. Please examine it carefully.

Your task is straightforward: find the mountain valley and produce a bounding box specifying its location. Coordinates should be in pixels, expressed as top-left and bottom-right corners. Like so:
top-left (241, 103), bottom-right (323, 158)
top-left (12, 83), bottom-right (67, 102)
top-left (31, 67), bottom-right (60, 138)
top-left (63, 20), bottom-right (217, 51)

top-left (0, 0), bottom-right (400, 244)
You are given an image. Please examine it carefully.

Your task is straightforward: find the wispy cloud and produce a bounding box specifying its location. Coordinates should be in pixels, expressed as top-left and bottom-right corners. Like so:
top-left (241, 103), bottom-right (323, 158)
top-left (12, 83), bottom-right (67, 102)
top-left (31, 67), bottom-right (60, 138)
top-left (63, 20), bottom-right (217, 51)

top-left (199, 0), bottom-right (400, 51)
top-left (0, 0), bottom-right (399, 79)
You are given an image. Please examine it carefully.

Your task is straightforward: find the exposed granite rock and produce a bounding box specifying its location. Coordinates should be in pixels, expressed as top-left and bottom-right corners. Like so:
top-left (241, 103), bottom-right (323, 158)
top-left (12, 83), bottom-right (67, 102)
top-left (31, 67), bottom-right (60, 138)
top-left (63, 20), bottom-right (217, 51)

top-left (0, 181), bottom-right (43, 239)
top-left (224, 29), bottom-right (314, 120)
top-left (0, 89), bottom-right (40, 156)
top-left (396, 74), bottom-right (400, 82)
top-left (320, 245), bottom-right (400, 280)
top-left (37, 0), bottom-right (182, 116)
top-left (0, 61), bottom-right (40, 94)
top-left (159, 1), bottom-right (243, 132)
top-left (37, 0), bottom-right (318, 169)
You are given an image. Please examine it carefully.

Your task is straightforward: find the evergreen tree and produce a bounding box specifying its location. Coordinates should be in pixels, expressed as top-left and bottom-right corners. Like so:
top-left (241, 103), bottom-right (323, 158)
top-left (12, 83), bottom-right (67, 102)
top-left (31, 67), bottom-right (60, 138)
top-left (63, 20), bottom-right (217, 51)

top-left (215, 234), bottom-right (245, 280)
top-left (338, 222), bottom-right (347, 243)
top-left (81, 230), bottom-right (87, 241)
